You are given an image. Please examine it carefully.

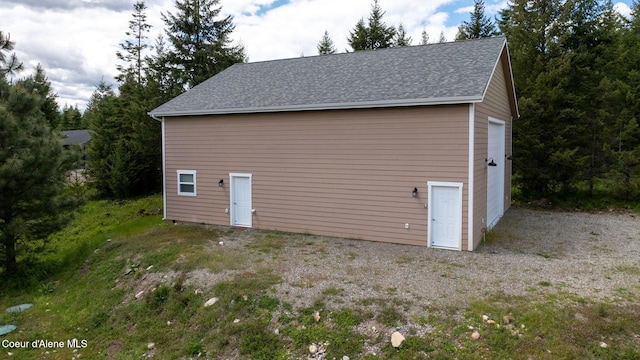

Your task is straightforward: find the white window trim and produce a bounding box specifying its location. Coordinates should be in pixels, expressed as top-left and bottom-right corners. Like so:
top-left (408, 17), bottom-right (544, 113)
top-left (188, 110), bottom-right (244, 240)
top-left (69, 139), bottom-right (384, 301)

top-left (177, 170), bottom-right (197, 196)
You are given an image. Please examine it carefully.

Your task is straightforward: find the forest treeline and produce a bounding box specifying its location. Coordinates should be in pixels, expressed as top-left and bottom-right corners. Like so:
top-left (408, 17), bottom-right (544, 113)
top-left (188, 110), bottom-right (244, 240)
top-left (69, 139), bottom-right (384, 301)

top-left (323, 0), bottom-right (640, 203)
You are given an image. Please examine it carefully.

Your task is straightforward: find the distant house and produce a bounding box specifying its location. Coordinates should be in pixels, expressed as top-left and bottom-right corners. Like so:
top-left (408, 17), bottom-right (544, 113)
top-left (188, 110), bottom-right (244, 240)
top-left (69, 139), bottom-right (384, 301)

top-left (149, 37), bottom-right (518, 251)
top-left (62, 129), bottom-right (91, 147)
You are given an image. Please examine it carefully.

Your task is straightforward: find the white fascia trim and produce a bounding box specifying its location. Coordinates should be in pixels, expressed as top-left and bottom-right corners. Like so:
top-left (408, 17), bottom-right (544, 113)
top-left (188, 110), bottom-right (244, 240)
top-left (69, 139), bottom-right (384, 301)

top-left (479, 39), bottom-right (520, 119)
top-left (148, 96), bottom-right (483, 118)
top-left (503, 41), bottom-right (521, 118)
top-left (468, 104), bottom-right (475, 251)
top-left (481, 38), bottom-right (506, 104)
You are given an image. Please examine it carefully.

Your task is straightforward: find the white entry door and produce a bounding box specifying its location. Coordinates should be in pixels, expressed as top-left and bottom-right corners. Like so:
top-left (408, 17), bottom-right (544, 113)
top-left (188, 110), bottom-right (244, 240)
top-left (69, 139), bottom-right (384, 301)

top-left (487, 119), bottom-right (505, 229)
top-left (230, 173), bottom-right (252, 227)
top-left (428, 182), bottom-right (463, 250)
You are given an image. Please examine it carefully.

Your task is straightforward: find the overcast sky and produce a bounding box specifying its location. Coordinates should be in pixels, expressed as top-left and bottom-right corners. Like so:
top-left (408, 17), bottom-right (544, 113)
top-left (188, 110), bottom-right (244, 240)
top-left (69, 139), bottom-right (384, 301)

top-left (1, 0), bottom-right (634, 112)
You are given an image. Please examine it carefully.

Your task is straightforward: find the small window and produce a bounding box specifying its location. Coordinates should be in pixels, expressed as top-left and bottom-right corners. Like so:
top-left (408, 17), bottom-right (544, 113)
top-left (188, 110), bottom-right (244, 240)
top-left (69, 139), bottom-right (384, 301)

top-left (177, 170), bottom-right (196, 196)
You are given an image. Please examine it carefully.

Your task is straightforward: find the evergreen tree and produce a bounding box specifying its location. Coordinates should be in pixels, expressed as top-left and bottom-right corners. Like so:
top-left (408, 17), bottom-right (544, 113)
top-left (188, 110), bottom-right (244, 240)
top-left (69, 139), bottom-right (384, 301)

top-left (0, 32), bottom-right (23, 77)
top-left (116, 1), bottom-right (151, 85)
top-left (394, 23), bottom-right (412, 46)
top-left (85, 81), bottom-right (120, 197)
top-left (595, 1), bottom-right (640, 199)
top-left (420, 29), bottom-right (430, 45)
top-left (317, 30), bottom-right (337, 55)
top-left (162, 0), bottom-right (246, 89)
top-left (0, 72), bottom-right (80, 275)
top-left (60, 105), bottom-right (84, 130)
top-left (499, 0), bottom-right (566, 196)
top-left (116, 75), bottom-right (162, 197)
top-left (348, 19), bottom-right (370, 50)
top-left (438, 30), bottom-right (447, 43)
top-left (456, 0), bottom-right (499, 40)
top-left (19, 64), bottom-right (60, 128)
top-left (146, 34), bottom-right (183, 103)
top-left (348, 0), bottom-right (396, 50)
top-left (499, 0), bottom-right (633, 199)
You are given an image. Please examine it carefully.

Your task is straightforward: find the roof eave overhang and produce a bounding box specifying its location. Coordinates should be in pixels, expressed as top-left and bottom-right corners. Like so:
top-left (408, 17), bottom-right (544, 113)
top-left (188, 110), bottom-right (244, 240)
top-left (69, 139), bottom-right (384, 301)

top-left (148, 96), bottom-right (483, 118)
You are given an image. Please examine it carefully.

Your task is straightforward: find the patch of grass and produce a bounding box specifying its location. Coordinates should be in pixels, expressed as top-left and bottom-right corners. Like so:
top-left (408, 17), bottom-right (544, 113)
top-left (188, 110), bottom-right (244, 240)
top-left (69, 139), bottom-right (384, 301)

top-left (322, 286), bottom-right (346, 297)
top-left (248, 230), bottom-right (287, 254)
top-left (284, 307), bottom-right (366, 358)
top-left (615, 264), bottom-right (640, 275)
top-left (395, 255), bottom-right (414, 264)
top-left (377, 304), bottom-right (405, 327)
top-left (381, 335), bottom-right (435, 359)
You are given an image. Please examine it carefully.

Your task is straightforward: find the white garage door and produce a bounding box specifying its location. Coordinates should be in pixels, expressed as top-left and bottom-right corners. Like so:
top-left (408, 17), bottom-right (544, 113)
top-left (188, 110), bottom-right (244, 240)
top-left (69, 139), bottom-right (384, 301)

top-left (487, 120), bottom-right (505, 229)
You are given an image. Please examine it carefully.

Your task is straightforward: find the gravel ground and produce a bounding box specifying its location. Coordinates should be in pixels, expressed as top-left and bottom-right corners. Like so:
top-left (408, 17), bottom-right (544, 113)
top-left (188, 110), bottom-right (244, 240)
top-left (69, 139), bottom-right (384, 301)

top-left (185, 207), bottom-right (640, 313)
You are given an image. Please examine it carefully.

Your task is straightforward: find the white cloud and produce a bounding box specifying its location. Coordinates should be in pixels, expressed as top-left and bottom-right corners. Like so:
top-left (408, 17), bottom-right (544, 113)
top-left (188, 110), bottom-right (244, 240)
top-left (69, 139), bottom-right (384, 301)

top-left (614, 2), bottom-right (632, 19)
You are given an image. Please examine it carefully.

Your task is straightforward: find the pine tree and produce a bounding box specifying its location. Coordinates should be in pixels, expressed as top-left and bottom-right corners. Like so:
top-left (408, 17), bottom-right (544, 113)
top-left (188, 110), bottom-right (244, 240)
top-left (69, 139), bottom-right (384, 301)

top-left (438, 31), bottom-right (447, 43)
top-left (456, 0), bottom-right (499, 40)
top-left (348, 0), bottom-right (396, 50)
top-left (0, 32), bottom-right (23, 77)
top-left (348, 19), bottom-right (370, 50)
top-left (420, 29), bottom-right (430, 45)
top-left (60, 105), bottom-right (84, 130)
top-left (19, 64), bottom-right (60, 128)
top-left (85, 81), bottom-right (120, 197)
top-left (317, 30), bottom-right (337, 55)
top-left (0, 73), bottom-right (80, 275)
top-left (162, 0), bottom-right (246, 88)
top-left (499, 0), bottom-right (565, 196)
top-left (394, 23), bottom-right (412, 46)
top-left (499, 0), bottom-right (631, 199)
top-left (146, 35), bottom-right (183, 103)
top-left (116, 1), bottom-right (151, 85)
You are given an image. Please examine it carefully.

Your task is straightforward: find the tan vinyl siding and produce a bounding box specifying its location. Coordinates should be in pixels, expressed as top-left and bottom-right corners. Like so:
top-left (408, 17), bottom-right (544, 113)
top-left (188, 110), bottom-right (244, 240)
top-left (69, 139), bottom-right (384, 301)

top-left (472, 50), bottom-right (515, 249)
top-left (164, 105), bottom-right (469, 247)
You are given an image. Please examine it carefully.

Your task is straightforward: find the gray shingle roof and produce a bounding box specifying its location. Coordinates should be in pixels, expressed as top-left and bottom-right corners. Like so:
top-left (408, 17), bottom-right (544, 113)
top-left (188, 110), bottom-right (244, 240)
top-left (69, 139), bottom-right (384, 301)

top-left (62, 130), bottom-right (91, 145)
top-left (150, 37), bottom-right (508, 117)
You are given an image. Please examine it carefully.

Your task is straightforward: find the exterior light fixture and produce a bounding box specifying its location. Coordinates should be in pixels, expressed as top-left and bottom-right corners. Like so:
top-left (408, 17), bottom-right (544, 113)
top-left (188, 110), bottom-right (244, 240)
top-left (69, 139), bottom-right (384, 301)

top-left (486, 158), bottom-right (497, 167)
top-left (506, 154), bottom-right (513, 160)
top-left (218, 179), bottom-right (224, 187)
top-left (412, 187), bottom-right (418, 197)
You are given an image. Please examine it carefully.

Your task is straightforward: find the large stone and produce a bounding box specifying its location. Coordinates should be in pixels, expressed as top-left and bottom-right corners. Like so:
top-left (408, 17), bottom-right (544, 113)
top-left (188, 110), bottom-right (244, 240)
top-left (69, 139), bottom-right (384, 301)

top-left (204, 297), bottom-right (218, 307)
top-left (391, 331), bottom-right (405, 348)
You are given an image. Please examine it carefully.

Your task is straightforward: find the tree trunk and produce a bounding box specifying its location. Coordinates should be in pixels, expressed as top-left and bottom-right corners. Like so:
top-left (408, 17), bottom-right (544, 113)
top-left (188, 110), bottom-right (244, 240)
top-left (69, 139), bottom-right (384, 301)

top-left (4, 236), bottom-right (17, 275)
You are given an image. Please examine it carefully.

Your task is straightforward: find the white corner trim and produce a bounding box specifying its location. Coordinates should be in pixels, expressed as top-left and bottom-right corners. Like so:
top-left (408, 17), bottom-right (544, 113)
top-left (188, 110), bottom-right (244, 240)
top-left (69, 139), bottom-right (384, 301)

top-left (468, 104), bottom-right (475, 251)
top-left (161, 118), bottom-right (167, 219)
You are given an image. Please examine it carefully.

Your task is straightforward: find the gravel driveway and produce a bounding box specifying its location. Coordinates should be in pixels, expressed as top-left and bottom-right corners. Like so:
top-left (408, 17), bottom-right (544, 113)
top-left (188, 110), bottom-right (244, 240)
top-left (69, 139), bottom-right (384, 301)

top-left (197, 207), bottom-right (640, 312)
